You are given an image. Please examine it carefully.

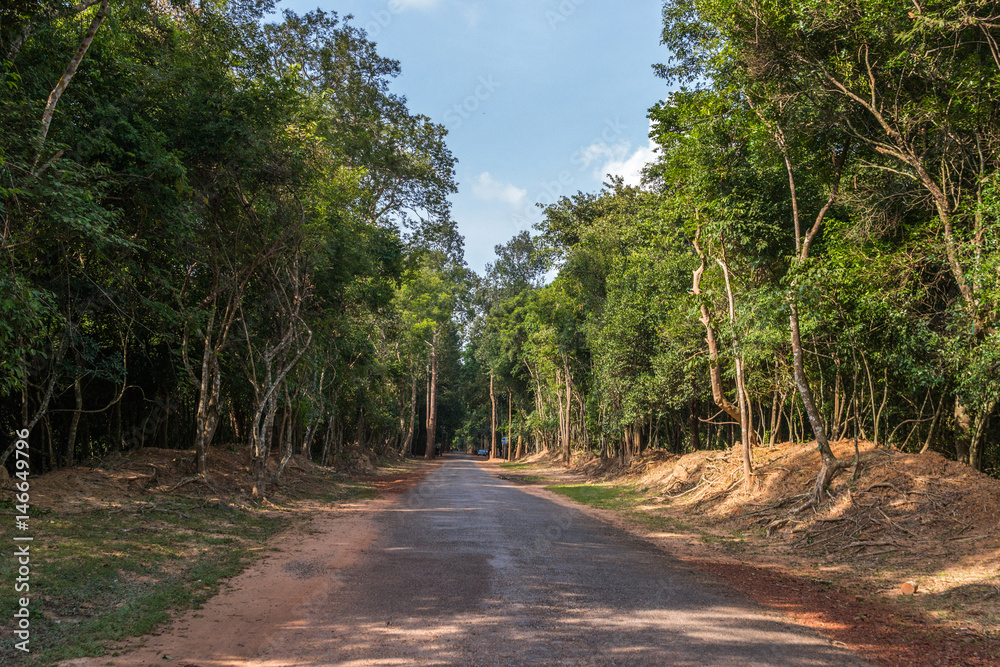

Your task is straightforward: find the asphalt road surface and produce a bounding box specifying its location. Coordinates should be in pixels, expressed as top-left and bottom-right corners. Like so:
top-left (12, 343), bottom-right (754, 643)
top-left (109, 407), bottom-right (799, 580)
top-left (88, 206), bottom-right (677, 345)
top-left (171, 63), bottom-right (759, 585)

top-left (257, 454), bottom-right (868, 666)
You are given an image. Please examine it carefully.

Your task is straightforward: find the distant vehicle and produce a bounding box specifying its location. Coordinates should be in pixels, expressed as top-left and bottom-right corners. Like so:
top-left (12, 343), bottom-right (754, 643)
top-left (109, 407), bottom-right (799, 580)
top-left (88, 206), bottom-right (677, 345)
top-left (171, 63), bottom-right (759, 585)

top-left (477, 449), bottom-right (488, 457)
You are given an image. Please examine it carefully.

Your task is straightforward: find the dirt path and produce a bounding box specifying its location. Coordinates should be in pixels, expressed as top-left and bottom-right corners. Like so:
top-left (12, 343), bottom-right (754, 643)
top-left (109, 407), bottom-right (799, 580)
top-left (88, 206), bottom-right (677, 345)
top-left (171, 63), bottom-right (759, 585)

top-left (59, 454), bottom-right (996, 666)
top-left (243, 456), bottom-right (865, 664)
top-left (64, 454), bottom-right (868, 666)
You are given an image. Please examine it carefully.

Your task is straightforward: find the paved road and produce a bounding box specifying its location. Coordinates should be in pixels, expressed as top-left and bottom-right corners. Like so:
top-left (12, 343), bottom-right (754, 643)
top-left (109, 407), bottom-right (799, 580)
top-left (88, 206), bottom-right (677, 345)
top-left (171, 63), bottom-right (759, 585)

top-left (258, 455), bottom-right (867, 666)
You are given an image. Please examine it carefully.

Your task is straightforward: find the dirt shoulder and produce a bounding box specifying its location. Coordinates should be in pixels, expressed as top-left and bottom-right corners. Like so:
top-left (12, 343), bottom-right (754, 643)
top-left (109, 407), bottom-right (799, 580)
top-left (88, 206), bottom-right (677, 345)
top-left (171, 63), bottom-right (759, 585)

top-left (481, 445), bottom-right (1000, 667)
top-left (0, 447), bottom-right (435, 666)
top-left (60, 497), bottom-right (381, 666)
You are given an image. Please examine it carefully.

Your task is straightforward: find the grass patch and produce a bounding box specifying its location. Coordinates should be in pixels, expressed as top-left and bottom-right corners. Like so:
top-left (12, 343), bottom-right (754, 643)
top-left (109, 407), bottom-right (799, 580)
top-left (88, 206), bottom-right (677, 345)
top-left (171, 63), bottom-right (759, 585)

top-left (296, 479), bottom-right (378, 504)
top-left (546, 483), bottom-right (644, 510)
top-left (499, 462), bottom-right (532, 471)
top-left (499, 473), bottom-right (549, 484)
top-left (546, 483), bottom-right (703, 536)
top-left (0, 477), bottom-right (376, 665)
top-left (517, 474), bottom-right (549, 484)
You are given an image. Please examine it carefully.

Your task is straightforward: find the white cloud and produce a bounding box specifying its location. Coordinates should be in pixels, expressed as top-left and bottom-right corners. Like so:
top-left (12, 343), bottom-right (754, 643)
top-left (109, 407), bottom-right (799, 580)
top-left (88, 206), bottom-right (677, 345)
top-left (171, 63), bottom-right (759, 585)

top-left (471, 172), bottom-right (527, 208)
top-left (599, 141), bottom-right (657, 187)
top-left (577, 141), bottom-right (629, 169)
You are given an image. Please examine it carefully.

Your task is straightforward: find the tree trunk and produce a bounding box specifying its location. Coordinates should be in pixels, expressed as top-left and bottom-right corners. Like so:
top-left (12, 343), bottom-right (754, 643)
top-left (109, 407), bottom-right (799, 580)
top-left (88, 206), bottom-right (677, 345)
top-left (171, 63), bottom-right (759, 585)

top-left (919, 394), bottom-right (945, 455)
top-left (735, 357), bottom-right (752, 488)
top-left (0, 332), bottom-right (70, 469)
top-left (275, 390), bottom-right (296, 481)
top-left (320, 411), bottom-right (336, 466)
top-left (688, 398), bottom-right (700, 452)
top-left (64, 374), bottom-right (83, 467)
top-left (403, 375), bottom-right (417, 455)
top-left (425, 327), bottom-right (438, 460)
top-left (562, 359), bottom-right (572, 465)
top-left (715, 249), bottom-right (754, 483)
top-left (251, 387), bottom-right (279, 497)
top-left (968, 411), bottom-right (991, 471)
top-left (507, 393), bottom-right (512, 460)
top-left (35, 0), bottom-right (109, 164)
top-left (768, 389), bottom-right (780, 446)
top-left (831, 371), bottom-right (843, 441)
top-left (790, 302), bottom-right (843, 501)
top-left (490, 372), bottom-right (497, 459)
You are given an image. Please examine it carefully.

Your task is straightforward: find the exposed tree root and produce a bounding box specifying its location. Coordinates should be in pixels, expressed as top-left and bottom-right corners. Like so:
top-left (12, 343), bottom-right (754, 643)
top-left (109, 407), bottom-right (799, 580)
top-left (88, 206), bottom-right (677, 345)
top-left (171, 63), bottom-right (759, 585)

top-left (167, 475), bottom-right (218, 494)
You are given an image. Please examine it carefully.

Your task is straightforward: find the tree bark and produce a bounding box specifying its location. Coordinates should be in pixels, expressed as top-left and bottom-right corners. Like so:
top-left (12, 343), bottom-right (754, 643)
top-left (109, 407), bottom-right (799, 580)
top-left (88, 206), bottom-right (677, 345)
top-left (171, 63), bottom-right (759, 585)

top-left (688, 397), bottom-right (701, 452)
top-left (691, 233), bottom-right (742, 423)
top-left (35, 0), bottom-right (109, 164)
top-left (403, 374), bottom-right (417, 455)
top-left (954, 397), bottom-right (972, 463)
top-left (425, 327), bottom-right (438, 460)
top-left (64, 374), bottom-right (83, 467)
top-left (562, 358), bottom-right (572, 465)
top-left (790, 302), bottom-right (843, 501)
top-left (490, 371), bottom-right (497, 459)
top-left (507, 393), bottom-right (512, 460)
top-left (919, 394), bottom-right (945, 455)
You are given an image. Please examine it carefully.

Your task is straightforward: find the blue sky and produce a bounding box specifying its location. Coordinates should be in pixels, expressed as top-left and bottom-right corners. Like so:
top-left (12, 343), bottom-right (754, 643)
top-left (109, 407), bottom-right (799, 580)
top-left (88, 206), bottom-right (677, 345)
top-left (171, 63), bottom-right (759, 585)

top-left (278, 0), bottom-right (672, 273)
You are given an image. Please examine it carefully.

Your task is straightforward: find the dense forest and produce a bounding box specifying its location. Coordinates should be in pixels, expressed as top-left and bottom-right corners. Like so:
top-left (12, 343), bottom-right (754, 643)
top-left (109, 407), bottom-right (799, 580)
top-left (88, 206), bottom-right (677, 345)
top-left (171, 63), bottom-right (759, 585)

top-left (0, 0), bottom-right (473, 497)
top-left (465, 0), bottom-right (1000, 501)
top-left (2, 0), bottom-right (998, 503)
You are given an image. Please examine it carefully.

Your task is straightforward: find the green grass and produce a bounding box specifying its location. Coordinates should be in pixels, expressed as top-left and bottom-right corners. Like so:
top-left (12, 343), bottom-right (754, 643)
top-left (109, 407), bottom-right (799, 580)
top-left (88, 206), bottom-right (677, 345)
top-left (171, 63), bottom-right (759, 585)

top-left (546, 483), bottom-right (644, 510)
top-left (0, 498), bottom-right (283, 665)
top-left (546, 483), bottom-right (699, 535)
top-left (0, 478), bottom-right (378, 666)
top-left (498, 462), bottom-right (532, 471)
top-left (516, 474), bottom-right (549, 484)
top-left (297, 479), bottom-right (378, 504)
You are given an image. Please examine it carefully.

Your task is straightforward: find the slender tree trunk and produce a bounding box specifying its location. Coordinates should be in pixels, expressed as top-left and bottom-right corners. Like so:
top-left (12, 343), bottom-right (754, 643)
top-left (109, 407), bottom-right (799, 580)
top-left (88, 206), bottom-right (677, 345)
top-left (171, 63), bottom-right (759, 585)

top-left (716, 250), bottom-right (753, 483)
top-left (507, 393), bottom-right (512, 460)
top-left (191, 316), bottom-right (222, 478)
top-left (919, 394), bottom-right (945, 455)
top-left (490, 372), bottom-right (497, 459)
top-left (320, 409), bottom-right (336, 466)
top-left (562, 359), bottom-right (572, 465)
top-left (954, 397), bottom-right (972, 463)
top-left (64, 374), bottom-right (83, 467)
top-left (768, 389), bottom-right (780, 446)
top-left (251, 386), bottom-right (279, 497)
top-left (425, 327), bottom-right (438, 460)
top-left (968, 411), bottom-right (991, 471)
top-left (275, 390), bottom-right (297, 481)
top-left (356, 408), bottom-right (366, 450)
top-left (0, 333), bottom-right (70, 469)
top-left (790, 303), bottom-right (842, 501)
top-left (403, 375), bottom-right (417, 455)
top-left (831, 371), bottom-right (843, 441)
top-left (735, 357), bottom-right (752, 487)
top-left (688, 398), bottom-right (700, 452)
top-left (35, 0), bottom-right (109, 166)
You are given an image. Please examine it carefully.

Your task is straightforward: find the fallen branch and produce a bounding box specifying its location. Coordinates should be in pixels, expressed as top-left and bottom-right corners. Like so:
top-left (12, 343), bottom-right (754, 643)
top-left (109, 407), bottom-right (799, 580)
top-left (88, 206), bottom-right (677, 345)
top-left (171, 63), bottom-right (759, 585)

top-left (861, 482), bottom-right (902, 495)
top-left (834, 539), bottom-right (897, 551)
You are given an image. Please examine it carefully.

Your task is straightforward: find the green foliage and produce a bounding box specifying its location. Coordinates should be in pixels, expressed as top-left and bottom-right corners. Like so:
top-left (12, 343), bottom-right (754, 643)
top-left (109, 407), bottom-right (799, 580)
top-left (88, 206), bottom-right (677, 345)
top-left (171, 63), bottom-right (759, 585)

top-left (0, 0), bottom-right (461, 473)
top-left (461, 0), bottom-right (1000, 475)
